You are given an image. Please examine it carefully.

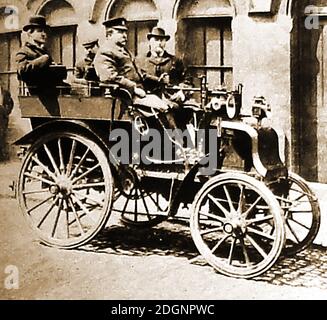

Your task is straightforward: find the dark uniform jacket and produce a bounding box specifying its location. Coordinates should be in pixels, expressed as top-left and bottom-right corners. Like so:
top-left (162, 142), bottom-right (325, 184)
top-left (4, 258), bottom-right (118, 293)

top-left (74, 57), bottom-right (99, 82)
top-left (94, 40), bottom-right (144, 94)
top-left (16, 41), bottom-right (66, 95)
top-left (136, 51), bottom-right (185, 94)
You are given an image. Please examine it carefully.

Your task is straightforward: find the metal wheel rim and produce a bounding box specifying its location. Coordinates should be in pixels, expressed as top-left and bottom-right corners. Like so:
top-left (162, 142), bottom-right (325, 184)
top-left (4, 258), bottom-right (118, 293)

top-left (282, 172), bottom-right (321, 255)
top-left (190, 172), bottom-right (285, 279)
top-left (18, 132), bottom-right (114, 249)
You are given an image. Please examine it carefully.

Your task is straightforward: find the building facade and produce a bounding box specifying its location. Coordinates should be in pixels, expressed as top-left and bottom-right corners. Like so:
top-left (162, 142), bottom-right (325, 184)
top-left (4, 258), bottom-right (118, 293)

top-left (0, 0), bottom-right (326, 181)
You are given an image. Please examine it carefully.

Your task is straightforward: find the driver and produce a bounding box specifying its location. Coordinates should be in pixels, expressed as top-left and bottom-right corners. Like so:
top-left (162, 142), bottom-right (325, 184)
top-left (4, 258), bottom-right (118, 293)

top-left (94, 17), bottom-right (189, 159)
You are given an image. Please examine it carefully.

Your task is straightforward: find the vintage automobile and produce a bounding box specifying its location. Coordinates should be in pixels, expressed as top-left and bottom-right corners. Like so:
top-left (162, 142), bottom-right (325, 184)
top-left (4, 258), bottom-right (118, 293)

top-left (15, 69), bottom-right (320, 279)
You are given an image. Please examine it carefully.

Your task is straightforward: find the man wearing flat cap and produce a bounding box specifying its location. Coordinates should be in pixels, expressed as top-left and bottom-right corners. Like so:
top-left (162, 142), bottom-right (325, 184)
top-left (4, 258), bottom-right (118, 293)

top-left (16, 15), bottom-right (68, 96)
top-left (74, 37), bottom-right (100, 85)
top-left (94, 17), bottom-right (146, 98)
top-left (136, 26), bottom-right (185, 97)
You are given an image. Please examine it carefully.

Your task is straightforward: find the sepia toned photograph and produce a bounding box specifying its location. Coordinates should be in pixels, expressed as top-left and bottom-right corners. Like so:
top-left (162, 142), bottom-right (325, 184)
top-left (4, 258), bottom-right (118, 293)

top-left (0, 0), bottom-right (327, 303)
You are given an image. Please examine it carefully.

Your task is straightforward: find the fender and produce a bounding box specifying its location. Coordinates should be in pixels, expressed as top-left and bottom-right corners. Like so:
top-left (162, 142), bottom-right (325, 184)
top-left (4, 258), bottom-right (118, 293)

top-left (221, 121), bottom-right (287, 179)
top-left (14, 119), bottom-right (121, 174)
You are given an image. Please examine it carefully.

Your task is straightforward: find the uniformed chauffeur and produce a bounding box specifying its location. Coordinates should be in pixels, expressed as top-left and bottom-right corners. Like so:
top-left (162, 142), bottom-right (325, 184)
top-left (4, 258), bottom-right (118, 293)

top-left (73, 37), bottom-right (100, 85)
top-left (16, 15), bottom-right (68, 96)
top-left (94, 17), bottom-right (190, 159)
top-left (94, 17), bottom-right (146, 99)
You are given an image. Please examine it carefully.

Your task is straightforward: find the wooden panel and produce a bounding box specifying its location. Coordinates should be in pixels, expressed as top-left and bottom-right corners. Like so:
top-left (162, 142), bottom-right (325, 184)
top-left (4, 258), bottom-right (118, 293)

top-left (206, 25), bottom-right (220, 66)
top-left (127, 23), bottom-right (136, 56)
top-left (9, 33), bottom-right (20, 71)
top-left (48, 31), bottom-right (61, 64)
top-left (61, 30), bottom-right (74, 67)
top-left (137, 21), bottom-right (156, 59)
top-left (19, 96), bottom-right (115, 120)
top-left (187, 23), bottom-right (204, 65)
top-left (207, 70), bottom-right (221, 89)
top-left (223, 26), bottom-right (233, 66)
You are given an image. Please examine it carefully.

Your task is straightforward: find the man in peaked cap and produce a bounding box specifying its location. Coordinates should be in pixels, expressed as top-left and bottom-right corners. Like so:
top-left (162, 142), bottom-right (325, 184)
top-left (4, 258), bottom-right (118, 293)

top-left (16, 15), bottom-right (69, 96)
top-left (73, 36), bottom-right (100, 85)
top-left (94, 17), bottom-right (147, 98)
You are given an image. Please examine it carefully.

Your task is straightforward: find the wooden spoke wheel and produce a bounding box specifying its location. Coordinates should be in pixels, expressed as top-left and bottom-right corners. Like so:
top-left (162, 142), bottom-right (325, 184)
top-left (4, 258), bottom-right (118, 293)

top-left (190, 172), bottom-right (285, 279)
top-left (18, 132), bottom-right (114, 249)
top-left (280, 172), bottom-right (321, 256)
top-left (113, 172), bottom-right (168, 228)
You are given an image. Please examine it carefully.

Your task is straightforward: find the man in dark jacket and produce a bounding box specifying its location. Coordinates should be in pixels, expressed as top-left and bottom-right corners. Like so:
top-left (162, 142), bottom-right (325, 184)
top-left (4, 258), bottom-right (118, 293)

top-left (73, 37), bottom-right (100, 85)
top-left (94, 17), bottom-right (146, 99)
top-left (136, 26), bottom-right (185, 96)
top-left (16, 15), bottom-right (68, 96)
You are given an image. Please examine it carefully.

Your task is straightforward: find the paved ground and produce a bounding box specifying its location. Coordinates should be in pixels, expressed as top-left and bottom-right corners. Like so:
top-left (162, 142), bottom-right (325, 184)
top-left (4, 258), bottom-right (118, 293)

top-left (1, 160), bottom-right (327, 300)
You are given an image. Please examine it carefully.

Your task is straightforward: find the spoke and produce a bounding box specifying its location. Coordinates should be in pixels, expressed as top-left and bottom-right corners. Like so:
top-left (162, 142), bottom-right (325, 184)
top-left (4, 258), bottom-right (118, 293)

top-left (24, 172), bottom-right (54, 186)
top-left (72, 163), bottom-right (101, 185)
top-left (200, 226), bottom-right (224, 236)
top-left (31, 156), bottom-right (57, 180)
top-left (73, 191), bottom-right (104, 207)
top-left (139, 189), bottom-right (152, 221)
top-left (228, 237), bottom-right (237, 265)
top-left (211, 234), bottom-right (230, 254)
top-left (73, 182), bottom-right (106, 190)
top-left (51, 198), bottom-right (63, 237)
top-left (71, 194), bottom-right (98, 223)
top-left (27, 195), bottom-right (55, 214)
top-left (223, 186), bottom-right (235, 212)
top-left (247, 226), bottom-right (276, 241)
top-left (242, 196), bottom-right (263, 219)
top-left (290, 188), bottom-right (312, 200)
top-left (69, 147), bottom-right (90, 179)
top-left (288, 217), bottom-right (311, 230)
top-left (146, 191), bottom-right (167, 212)
top-left (120, 196), bottom-right (130, 215)
top-left (66, 139), bottom-right (77, 176)
top-left (23, 188), bottom-right (49, 195)
top-left (245, 234), bottom-right (268, 259)
top-left (240, 237), bottom-right (251, 266)
top-left (208, 194), bottom-right (231, 219)
top-left (37, 196), bottom-right (59, 228)
top-left (237, 184), bottom-right (245, 214)
top-left (134, 189), bottom-right (138, 222)
top-left (44, 144), bottom-right (60, 175)
top-left (58, 138), bottom-right (65, 174)
top-left (246, 214), bottom-right (274, 225)
top-left (285, 220), bottom-right (301, 243)
top-left (67, 197), bottom-right (85, 235)
top-left (199, 211), bottom-right (227, 224)
top-left (64, 199), bottom-right (70, 239)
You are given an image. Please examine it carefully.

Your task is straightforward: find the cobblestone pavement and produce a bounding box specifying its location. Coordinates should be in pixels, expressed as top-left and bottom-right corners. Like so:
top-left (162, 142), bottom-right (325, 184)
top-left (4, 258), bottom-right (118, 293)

top-left (83, 218), bottom-right (327, 290)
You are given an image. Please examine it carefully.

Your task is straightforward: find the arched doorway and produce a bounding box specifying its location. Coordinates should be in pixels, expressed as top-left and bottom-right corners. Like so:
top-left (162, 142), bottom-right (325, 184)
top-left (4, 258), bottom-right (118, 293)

top-left (105, 0), bottom-right (159, 58)
top-left (175, 0), bottom-right (234, 89)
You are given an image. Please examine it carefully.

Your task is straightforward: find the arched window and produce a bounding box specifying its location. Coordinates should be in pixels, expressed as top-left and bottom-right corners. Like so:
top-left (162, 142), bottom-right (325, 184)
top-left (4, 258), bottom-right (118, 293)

top-left (176, 0), bottom-right (233, 89)
top-left (38, 0), bottom-right (77, 78)
top-left (0, 6), bottom-right (21, 95)
top-left (106, 0), bottom-right (159, 57)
